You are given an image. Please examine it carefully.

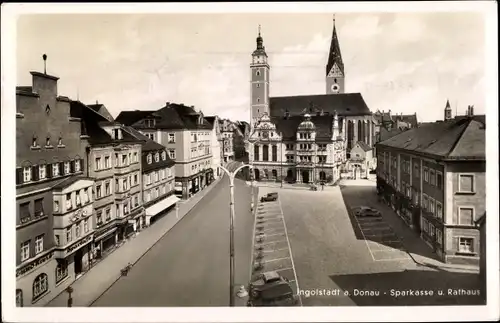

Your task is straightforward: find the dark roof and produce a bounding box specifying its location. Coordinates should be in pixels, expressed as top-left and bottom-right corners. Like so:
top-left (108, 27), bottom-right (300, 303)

top-left (378, 117), bottom-right (485, 160)
top-left (52, 176), bottom-right (94, 190)
top-left (115, 110), bottom-right (157, 125)
top-left (123, 126), bottom-right (167, 152)
top-left (87, 103), bottom-right (115, 122)
top-left (270, 93), bottom-right (371, 118)
top-left (394, 114), bottom-right (418, 128)
top-left (326, 20), bottom-right (344, 75)
top-left (356, 141), bottom-right (372, 152)
top-left (475, 213), bottom-right (486, 227)
top-left (271, 115), bottom-right (333, 141)
top-left (378, 127), bottom-right (404, 142)
top-left (117, 103), bottom-right (213, 130)
top-left (70, 101), bottom-right (142, 146)
top-left (204, 116), bottom-right (217, 126)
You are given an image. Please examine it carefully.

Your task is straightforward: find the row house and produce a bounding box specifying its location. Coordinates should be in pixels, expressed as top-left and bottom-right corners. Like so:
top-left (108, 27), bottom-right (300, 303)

top-left (234, 120), bottom-right (251, 162)
top-left (15, 68), bottom-right (88, 307)
top-left (71, 101), bottom-right (145, 262)
top-left (219, 118), bottom-right (235, 163)
top-left (249, 112), bottom-right (345, 184)
top-left (125, 126), bottom-right (178, 225)
top-left (115, 102), bottom-right (215, 200)
top-left (376, 113), bottom-right (486, 265)
top-left (204, 116), bottom-right (223, 178)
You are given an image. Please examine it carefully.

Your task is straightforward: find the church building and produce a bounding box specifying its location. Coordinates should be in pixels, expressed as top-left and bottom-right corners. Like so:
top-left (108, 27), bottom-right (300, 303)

top-left (248, 17), bottom-right (376, 184)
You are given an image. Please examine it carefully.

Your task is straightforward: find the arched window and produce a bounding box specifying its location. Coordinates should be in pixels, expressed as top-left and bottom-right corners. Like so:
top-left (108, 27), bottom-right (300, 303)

top-left (256, 70), bottom-right (261, 76)
top-left (32, 273), bottom-right (48, 301)
top-left (147, 154), bottom-right (152, 164)
top-left (16, 289), bottom-right (23, 307)
top-left (154, 152), bottom-right (159, 162)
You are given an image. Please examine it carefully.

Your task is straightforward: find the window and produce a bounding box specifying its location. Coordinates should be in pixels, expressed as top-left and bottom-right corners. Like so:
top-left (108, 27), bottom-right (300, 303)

top-left (83, 218), bottom-right (89, 233)
top-left (133, 152), bottom-right (138, 163)
top-left (95, 157), bottom-right (101, 171)
top-left (436, 202), bottom-right (443, 219)
top-left (66, 193), bottom-right (72, 210)
top-left (105, 182), bottom-right (110, 195)
top-left (168, 134), bottom-right (175, 143)
top-left (55, 234), bottom-right (60, 246)
top-left (256, 70), bottom-right (260, 76)
top-left (430, 170), bottom-right (436, 185)
top-left (84, 189), bottom-right (90, 203)
top-left (162, 151), bottom-right (167, 160)
top-left (39, 165), bottom-right (46, 179)
top-left (97, 212), bottom-right (103, 225)
top-left (55, 260), bottom-right (68, 283)
top-left (96, 185), bottom-right (102, 199)
top-left (458, 174), bottom-right (474, 193)
top-left (423, 167), bottom-right (429, 182)
top-left (54, 200), bottom-right (59, 212)
top-left (168, 149), bottom-right (176, 159)
top-left (58, 137), bottom-right (63, 146)
top-left (458, 237), bottom-right (474, 253)
top-left (122, 154), bottom-right (127, 165)
top-left (155, 153), bottom-right (160, 162)
top-left (116, 204), bottom-right (121, 218)
top-left (32, 136), bottom-right (38, 147)
top-left (134, 174), bottom-right (138, 185)
top-left (16, 289), bottom-right (23, 307)
top-left (76, 192), bottom-right (81, 206)
top-left (124, 203), bottom-right (129, 215)
top-left (23, 166), bottom-right (32, 182)
top-left (35, 235), bottom-right (44, 254)
top-left (32, 273), bottom-right (49, 300)
top-left (105, 156), bottom-right (110, 168)
top-left (64, 161), bottom-right (70, 174)
top-left (422, 194), bottom-right (429, 210)
top-left (147, 154), bottom-right (152, 164)
top-left (75, 222), bottom-right (81, 238)
top-left (20, 240), bottom-right (30, 262)
top-left (458, 207), bottom-right (474, 225)
top-left (145, 190), bottom-right (150, 202)
top-left (436, 171), bottom-right (443, 189)
top-left (123, 178), bottom-right (128, 191)
top-left (115, 179), bottom-right (119, 192)
top-left (105, 208), bottom-right (111, 221)
top-left (66, 227), bottom-right (72, 243)
top-left (134, 196), bottom-right (139, 207)
top-left (34, 198), bottom-right (44, 217)
top-left (115, 153), bottom-right (119, 167)
top-left (145, 119), bottom-right (155, 127)
top-left (52, 163), bottom-right (60, 177)
top-left (75, 159), bottom-right (81, 172)
top-left (429, 198), bottom-right (435, 214)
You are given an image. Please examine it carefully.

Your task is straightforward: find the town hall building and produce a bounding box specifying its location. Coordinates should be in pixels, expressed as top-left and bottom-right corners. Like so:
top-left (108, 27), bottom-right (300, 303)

top-left (248, 17), bottom-right (376, 184)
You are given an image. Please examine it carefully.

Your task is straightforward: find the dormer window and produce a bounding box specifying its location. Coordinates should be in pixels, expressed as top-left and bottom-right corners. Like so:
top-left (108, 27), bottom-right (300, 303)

top-left (45, 137), bottom-right (51, 147)
top-left (154, 153), bottom-right (159, 162)
top-left (147, 154), bottom-right (152, 164)
top-left (162, 151), bottom-right (167, 160)
top-left (113, 128), bottom-right (122, 140)
top-left (145, 119), bottom-right (155, 128)
top-left (58, 137), bottom-right (63, 146)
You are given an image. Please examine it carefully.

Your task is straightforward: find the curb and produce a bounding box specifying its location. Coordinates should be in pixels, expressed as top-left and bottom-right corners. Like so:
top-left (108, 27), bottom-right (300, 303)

top-left (88, 177), bottom-right (223, 306)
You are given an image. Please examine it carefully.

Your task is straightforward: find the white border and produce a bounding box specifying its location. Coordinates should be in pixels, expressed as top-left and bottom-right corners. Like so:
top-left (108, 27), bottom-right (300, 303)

top-left (2, 2), bottom-right (498, 322)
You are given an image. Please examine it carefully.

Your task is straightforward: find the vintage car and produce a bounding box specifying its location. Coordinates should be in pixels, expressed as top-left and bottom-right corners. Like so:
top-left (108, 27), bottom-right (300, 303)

top-left (260, 192), bottom-right (278, 202)
top-left (352, 206), bottom-right (382, 218)
top-left (247, 271), bottom-right (297, 307)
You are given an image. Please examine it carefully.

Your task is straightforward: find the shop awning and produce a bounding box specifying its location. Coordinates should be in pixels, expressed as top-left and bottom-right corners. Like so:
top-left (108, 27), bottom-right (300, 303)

top-left (145, 195), bottom-right (180, 217)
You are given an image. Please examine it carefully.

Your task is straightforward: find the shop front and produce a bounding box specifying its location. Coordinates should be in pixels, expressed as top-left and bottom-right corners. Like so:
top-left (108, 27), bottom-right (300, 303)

top-left (145, 194), bottom-right (180, 225)
top-left (93, 224), bottom-right (118, 260)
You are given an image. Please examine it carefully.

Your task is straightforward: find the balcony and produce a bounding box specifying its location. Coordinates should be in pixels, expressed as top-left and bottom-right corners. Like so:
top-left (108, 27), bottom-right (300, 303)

top-left (115, 189), bottom-right (133, 201)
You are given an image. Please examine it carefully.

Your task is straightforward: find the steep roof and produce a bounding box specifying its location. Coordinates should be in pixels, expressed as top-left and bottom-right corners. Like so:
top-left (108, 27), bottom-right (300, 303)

top-left (326, 17), bottom-right (344, 76)
top-left (204, 116), bottom-right (217, 126)
top-left (378, 117), bottom-right (485, 160)
top-left (87, 103), bottom-right (115, 122)
top-left (122, 126), bottom-right (167, 152)
top-left (378, 127), bottom-right (404, 142)
top-left (271, 115), bottom-right (333, 141)
top-left (270, 93), bottom-right (371, 118)
top-left (356, 141), bottom-right (372, 152)
top-left (115, 110), bottom-right (156, 125)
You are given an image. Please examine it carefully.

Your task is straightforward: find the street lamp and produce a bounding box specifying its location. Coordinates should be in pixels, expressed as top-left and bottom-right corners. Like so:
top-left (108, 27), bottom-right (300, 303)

top-left (219, 163), bottom-right (252, 307)
top-left (66, 286), bottom-right (73, 307)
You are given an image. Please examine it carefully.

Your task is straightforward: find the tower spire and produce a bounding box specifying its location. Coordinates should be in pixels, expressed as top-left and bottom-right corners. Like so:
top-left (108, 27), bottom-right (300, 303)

top-left (326, 15), bottom-right (344, 76)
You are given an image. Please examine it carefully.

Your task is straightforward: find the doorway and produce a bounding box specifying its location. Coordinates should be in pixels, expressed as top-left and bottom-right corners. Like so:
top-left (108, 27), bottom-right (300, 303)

top-left (254, 169), bottom-right (260, 181)
top-left (74, 249), bottom-right (83, 276)
top-left (301, 170), bottom-right (310, 184)
top-left (319, 171), bottom-right (326, 181)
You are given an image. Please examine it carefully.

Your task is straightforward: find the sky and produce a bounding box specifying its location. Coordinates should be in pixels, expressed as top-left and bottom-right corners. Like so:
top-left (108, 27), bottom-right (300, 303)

top-left (16, 12), bottom-right (486, 122)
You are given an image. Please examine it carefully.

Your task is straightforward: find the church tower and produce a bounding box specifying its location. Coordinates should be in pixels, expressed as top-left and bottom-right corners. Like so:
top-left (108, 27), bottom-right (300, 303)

top-left (326, 15), bottom-right (345, 94)
top-left (250, 25), bottom-right (270, 128)
top-left (444, 99), bottom-right (452, 120)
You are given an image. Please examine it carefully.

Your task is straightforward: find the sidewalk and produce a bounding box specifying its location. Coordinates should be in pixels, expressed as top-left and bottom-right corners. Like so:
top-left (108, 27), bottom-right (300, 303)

top-left (45, 177), bottom-right (223, 307)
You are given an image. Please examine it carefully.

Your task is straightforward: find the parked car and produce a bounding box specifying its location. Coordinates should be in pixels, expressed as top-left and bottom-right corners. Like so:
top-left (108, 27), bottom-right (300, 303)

top-left (247, 271), bottom-right (297, 306)
top-left (260, 193), bottom-right (278, 202)
top-left (353, 206), bottom-right (382, 217)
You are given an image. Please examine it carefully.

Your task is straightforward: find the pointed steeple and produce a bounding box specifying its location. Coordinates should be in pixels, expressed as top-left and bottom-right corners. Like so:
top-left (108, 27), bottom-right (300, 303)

top-left (444, 99), bottom-right (452, 120)
top-left (326, 15), bottom-right (344, 76)
top-left (445, 99), bottom-right (451, 109)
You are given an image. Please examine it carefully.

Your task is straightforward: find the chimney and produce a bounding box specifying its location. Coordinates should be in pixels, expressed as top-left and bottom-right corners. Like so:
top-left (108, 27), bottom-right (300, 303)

top-left (96, 100), bottom-right (99, 105)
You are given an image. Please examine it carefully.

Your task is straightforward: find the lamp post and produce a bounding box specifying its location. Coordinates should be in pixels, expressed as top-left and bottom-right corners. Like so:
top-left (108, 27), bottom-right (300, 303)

top-left (279, 132), bottom-right (283, 188)
top-left (219, 163), bottom-right (252, 307)
top-left (66, 286), bottom-right (73, 307)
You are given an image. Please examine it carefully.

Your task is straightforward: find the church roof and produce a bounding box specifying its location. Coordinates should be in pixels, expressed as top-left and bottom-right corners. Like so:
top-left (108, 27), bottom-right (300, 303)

top-left (269, 93), bottom-right (371, 118)
top-left (326, 17), bottom-right (344, 76)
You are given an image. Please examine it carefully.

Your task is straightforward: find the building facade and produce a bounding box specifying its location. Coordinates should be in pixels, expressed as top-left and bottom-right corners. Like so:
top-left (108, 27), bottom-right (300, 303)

top-left (219, 118), bottom-right (236, 164)
top-left (205, 116), bottom-right (222, 178)
top-left (15, 69), bottom-right (88, 307)
top-left (124, 127), bottom-right (178, 225)
top-left (115, 103), bottom-right (215, 199)
top-left (248, 17), bottom-right (375, 181)
top-left (376, 111), bottom-right (486, 265)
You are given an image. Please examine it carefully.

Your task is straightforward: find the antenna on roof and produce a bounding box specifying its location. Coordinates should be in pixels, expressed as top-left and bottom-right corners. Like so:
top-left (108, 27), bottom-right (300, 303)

top-left (42, 54), bottom-right (47, 74)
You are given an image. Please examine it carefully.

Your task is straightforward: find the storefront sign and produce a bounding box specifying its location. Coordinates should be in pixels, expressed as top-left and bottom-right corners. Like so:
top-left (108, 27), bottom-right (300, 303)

top-left (66, 235), bottom-right (93, 255)
top-left (16, 251), bottom-right (54, 278)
